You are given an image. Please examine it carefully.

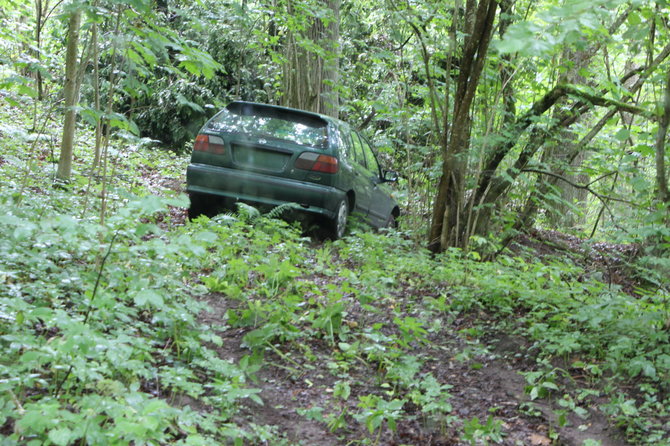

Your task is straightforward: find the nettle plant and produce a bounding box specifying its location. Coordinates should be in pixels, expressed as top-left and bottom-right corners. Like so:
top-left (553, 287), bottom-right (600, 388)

top-left (0, 188), bottom-right (287, 444)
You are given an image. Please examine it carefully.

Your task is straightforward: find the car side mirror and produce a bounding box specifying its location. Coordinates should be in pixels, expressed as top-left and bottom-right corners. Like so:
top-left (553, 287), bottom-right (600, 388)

top-left (382, 170), bottom-right (399, 183)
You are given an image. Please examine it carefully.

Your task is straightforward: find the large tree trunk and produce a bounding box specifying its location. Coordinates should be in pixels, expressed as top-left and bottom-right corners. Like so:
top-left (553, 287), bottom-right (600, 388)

top-left (656, 66), bottom-right (670, 204)
top-left (544, 48), bottom-right (592, 228)
top-left (428, 0), bottom-right (498, 251)
top-left (282, 0), bottom-right (340, 118)
top-left (56, 9), bottom-right (82, 182)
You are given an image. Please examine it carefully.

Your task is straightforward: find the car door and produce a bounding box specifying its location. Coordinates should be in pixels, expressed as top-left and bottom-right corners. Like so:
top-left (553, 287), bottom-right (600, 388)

top-left (347, 131), bottom-right (373, 218)
top-left (359, 135), bottom-right (393, 227)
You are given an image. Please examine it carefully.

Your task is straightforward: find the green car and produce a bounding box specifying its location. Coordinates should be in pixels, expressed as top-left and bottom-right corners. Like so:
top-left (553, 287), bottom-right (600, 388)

top-left (186, 101), bottom-right (400, 238)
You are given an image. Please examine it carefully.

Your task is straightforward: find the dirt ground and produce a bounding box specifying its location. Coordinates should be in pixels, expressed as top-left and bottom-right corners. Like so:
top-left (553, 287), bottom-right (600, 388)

top-left (196, 256), bottom-right (632, 446)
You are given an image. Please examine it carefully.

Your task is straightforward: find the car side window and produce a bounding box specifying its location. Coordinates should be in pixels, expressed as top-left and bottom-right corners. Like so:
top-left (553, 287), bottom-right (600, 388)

top-left (338, 128), bottom-right (353, 162)
top-left (360, 136), bottom-right (380, 177)
top-left (349, 132), bottom-right (368, 169)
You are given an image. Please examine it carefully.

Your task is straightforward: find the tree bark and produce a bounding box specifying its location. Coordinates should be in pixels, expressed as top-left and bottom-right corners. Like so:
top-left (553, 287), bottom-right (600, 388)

top-left (56, 9), bottom-right (82, 182)
top-left (34, 0), bottom-right (49, 100)
top-left (656, 66), bottom-right (670, 204)
top-left (282, 0), bottom-right (340, 118)
top-left (544, 47), bottom-right (591, 228)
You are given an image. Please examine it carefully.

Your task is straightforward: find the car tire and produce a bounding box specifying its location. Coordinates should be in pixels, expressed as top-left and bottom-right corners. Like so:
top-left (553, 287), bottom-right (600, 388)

top-left (188, 193), bottom-right (206, 220)
top-left (329, 198), bottom-right (349, 239)
top-left (385, 213), bottom-right (398, 229)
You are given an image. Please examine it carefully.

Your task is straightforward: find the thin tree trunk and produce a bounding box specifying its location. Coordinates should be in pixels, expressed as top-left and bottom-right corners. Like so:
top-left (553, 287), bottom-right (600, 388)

top-left (92, 20), bottom-right (102, 168)
top-left (34, 0), bottom-right (49, 100)
top-left (56, 9), bottom-right (82, 182)
top-left (99, 8), bottom-right (122, 225)
top-left (544, 47), bottom-right (591, 228)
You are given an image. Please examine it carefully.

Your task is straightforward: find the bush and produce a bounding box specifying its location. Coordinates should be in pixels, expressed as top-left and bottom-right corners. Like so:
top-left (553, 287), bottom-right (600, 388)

top-left (134, 78), bottom-right (220, 152)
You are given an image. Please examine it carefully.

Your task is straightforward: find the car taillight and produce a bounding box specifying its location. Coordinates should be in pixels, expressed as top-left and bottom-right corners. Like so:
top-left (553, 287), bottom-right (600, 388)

top-left (193, 134), bottom-right (225, 154)
top-left (295, 152), bottom-right (339, 174)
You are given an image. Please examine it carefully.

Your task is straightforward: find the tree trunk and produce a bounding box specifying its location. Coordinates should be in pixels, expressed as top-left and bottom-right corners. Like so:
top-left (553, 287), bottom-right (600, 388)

top-left (34, 0), bottom-right (49, 100)
top-left (656, 66), bottom-right (670, 204)
top-left (56, 9), bottom-right (82, 182)
top-left (544, 48), bottom-right (591, 228)
top-left (428, 0), bottom-right (498, 251)
top-left (282, 0), bottom-right (340, 118)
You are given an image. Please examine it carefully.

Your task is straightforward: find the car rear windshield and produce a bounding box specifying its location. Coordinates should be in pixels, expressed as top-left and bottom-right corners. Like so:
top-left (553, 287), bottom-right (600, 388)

top-left (206, 103), bottom-right (329, 149)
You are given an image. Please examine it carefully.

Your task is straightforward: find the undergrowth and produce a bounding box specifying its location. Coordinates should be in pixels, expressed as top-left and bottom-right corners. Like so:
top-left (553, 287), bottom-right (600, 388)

top-left (0, 101), bottom-right (669, 445)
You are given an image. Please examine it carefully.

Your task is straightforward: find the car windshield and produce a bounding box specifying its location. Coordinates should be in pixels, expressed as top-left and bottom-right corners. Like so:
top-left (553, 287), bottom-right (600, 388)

top-left (207, 105), bottom-right (328, 149)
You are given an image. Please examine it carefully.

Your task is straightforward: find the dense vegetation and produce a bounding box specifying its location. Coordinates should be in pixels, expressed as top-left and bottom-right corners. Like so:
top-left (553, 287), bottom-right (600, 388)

top-left (1, 0), bottom-right (669, 444)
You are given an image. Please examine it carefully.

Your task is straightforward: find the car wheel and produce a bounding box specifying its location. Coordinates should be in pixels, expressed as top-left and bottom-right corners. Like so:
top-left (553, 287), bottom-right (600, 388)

top-left (329, 198), bottom-right (349, 239)
top-left (385, 213), bottom-right (398, 229)
top-left (188, 193), bottom-right (206, 220)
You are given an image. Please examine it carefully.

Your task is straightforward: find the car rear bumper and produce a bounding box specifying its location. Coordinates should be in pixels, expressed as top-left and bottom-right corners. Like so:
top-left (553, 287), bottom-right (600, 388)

top-left (186, 163), bottom-right (345, 219)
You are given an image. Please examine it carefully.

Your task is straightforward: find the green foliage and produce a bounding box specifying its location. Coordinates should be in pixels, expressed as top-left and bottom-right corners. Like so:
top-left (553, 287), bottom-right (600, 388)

top-left (134, 78), bottom-right (219, 151)
top-left (2, 0), bottom-right (670, 439)
top-left (461, 415), bottom-right (505, 445)
top-left (495, 0), bottom-right (625, 56)
top-left (355, 394), bottom-right (406, 436)
top-left (0, 190), bottom-right (284, 443)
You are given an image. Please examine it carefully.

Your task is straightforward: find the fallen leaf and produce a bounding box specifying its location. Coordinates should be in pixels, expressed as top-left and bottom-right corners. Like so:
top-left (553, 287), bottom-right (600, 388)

top-left (530, 433), bottom-right (552, 446)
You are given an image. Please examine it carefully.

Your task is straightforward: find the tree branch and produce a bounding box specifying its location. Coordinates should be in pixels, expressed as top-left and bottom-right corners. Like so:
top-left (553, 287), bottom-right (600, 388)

top-left (561, 84), bottom-right (656, 120)
top-left (475, 41), bottom-right (670, 207)
top-left (357, 109), bottom-right (376, 131)
top-left (521, 168), bottom-right (638, 206)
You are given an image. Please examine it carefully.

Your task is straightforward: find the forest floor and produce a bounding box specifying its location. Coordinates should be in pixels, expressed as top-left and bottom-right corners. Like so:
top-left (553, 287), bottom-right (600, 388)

top-left (155, 170), bottom-right (639, 445)
top-left (198, 234), bottom-right (635, 446)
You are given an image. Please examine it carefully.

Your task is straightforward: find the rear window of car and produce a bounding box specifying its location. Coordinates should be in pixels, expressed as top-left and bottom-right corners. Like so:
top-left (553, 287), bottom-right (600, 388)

top-left (206, 103), bottom-right (329, 149)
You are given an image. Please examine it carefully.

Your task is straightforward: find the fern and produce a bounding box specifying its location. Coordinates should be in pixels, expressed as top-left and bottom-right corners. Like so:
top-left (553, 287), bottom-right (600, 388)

top-left (234, 202), bottom-right (300, 223)
top-left (211, 212), bottom-right (237, 223)
top-left (235, 202), bottom-right (262, 222)
top-left (266, 202), bottom-right (300, 220)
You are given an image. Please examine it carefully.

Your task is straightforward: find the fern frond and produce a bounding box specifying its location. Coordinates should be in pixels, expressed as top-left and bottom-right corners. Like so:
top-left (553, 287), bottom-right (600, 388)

top-left (266, 202), bottom-right (300, 220)
top-left (235, 202), bottom-right (261, 222)
top-left (211, 212), bottom-right (237, 224)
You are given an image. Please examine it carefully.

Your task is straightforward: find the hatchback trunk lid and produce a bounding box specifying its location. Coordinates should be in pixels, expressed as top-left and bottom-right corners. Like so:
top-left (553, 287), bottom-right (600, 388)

top-left (192, 102), bottom-right (334, 184)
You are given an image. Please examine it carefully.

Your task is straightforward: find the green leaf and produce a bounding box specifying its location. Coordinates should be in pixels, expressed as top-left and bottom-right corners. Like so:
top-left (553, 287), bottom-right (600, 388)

top-left (176, 94), bottom-right (205, 113)
top-left (614, 128), bottom-right (630, 142)
top-left (495, 23), bottom-right (535, 54)
top-left (48, 427), bottom-right (73, 446)
top-left (137, 195), bottom-right (167, 214)
top-left (542, 381), bottom-right (559, 391)
top-left (194, 231), bottom-right (217, 243)
top-left (627, 11), bottom-right (642, 26)
top-left (134, 289), bottom-right (165, 307)
top-left (126, 48), bottom-right (144, 66)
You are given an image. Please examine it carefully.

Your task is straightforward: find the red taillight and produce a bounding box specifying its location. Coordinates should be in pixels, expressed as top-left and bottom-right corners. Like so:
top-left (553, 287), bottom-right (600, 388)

top-left (295, 152), bottom-right (338, 174)
top-left (193, 134), bottom-right (225, 154)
